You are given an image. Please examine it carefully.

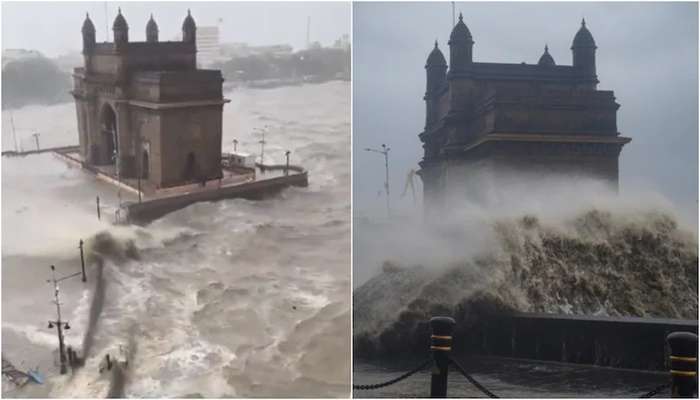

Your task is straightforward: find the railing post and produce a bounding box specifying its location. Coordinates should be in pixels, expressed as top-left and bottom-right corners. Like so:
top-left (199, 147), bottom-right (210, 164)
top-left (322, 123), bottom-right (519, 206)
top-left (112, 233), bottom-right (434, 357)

top-left (430, 316), bottom-right (455, 398)
top-left (79, 239), bottom-right (86, 282)
top-left (667, 331), bottom-right (698, 398)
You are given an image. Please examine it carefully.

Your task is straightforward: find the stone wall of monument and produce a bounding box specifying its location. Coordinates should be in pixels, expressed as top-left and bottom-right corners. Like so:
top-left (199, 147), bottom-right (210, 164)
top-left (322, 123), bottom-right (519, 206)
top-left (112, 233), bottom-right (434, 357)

top-left (158, 105), bottom-right (223, 187)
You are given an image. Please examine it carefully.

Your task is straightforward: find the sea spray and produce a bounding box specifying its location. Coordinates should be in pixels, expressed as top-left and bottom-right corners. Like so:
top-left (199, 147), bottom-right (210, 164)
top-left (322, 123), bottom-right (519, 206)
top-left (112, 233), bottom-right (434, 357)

top-left (81, 232), bottom-right (140, 360)
top-left (354, 207), bottom-right (698, 359)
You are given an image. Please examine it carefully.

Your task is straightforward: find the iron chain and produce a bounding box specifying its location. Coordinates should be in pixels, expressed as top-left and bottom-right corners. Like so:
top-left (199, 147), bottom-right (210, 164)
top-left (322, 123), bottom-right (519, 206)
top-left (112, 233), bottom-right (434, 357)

top-left (639, 383), bottom-right (670, 398)
top-left (353, 358), bottom-right (431, 390)
top-left (449, 357), bottom-right (499, 398)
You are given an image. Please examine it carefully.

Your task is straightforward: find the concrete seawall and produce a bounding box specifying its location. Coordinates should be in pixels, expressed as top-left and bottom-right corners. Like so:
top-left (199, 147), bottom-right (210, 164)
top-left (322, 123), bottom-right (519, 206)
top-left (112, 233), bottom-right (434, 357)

top-left (124, 171), bottom-right (308, 224)
top-left (454, 312), bottom-right (698, 371)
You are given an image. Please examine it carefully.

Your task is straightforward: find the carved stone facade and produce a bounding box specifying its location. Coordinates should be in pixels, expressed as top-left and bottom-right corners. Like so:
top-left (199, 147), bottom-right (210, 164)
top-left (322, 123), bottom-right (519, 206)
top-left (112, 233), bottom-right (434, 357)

top-left (418, 16), bottom-right (630, 214)
top-left (72, 9), bottom-right (228, 188)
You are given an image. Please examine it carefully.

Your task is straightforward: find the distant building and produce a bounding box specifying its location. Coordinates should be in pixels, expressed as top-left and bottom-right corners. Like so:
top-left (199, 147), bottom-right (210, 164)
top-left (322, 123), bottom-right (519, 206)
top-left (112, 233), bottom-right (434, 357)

top-left (219, 42), bottom-right (293, 59)
top-left (333, 34), bottom-right (350, 50)
top-left (2, 48), bottom-right (42, 67)
top-left (418, 15), bottom-right (630, 213)
top-left (71, 9), bottom-right (228, 188)
top-left (195, 26), bottom-right (220, 67)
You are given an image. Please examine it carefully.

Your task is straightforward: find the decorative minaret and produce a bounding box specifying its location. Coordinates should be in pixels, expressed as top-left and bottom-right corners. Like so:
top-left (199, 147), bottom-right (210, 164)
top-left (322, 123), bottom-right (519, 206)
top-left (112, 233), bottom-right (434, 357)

top-left (425, 40), bottom-right (447, 128)
top-left (538, 44), bottom-right (556, 67)
top-left (112, 7), bottom-right (129, 45)
top-left (182, 9), bottom-right (196, 45)
top-left (146, 14), bottom-right (159, 43)
top-left (571, 18), bottom-right (597, 85)
top-left (81, 13), bottom-right (96, 54)
top-left (447, 13), bottom-right (473, 74)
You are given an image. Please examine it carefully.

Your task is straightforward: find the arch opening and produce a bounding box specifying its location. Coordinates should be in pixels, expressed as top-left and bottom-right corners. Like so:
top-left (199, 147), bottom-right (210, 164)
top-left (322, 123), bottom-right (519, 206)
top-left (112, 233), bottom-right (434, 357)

top-left (100, 104), bottom-right (118, 165)
top-left (184, 152), bottom-right (199, 182)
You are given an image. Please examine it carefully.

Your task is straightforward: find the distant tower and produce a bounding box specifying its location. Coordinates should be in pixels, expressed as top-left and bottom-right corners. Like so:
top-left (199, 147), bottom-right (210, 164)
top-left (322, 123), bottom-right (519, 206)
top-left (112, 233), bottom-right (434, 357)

top-left (81, 13), bottom-right (96, 54)
top-left (571, 18), bottom-right (597, 87)
top-left (538, 44), bottom-right (555, 66)
top-left (448, 13), bottom-right (474, 74)
top-left (425, 41), bottom-right (447, 127)
top-left (146, 14), bottom-right (159, 43)
top-left (112, 7), bottom-right (129, 45)
top-left (182, 9), bottom-right (197, 45)
top-left (306, 16), bottom-right (311, 49)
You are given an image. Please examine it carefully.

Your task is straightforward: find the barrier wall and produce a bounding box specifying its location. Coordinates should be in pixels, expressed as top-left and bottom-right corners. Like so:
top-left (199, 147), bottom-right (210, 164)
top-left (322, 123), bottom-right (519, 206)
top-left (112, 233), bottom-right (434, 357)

top-left (455, 312), bottom-right (698, 371)
top-left (125, 172), bottom-right (308, 224)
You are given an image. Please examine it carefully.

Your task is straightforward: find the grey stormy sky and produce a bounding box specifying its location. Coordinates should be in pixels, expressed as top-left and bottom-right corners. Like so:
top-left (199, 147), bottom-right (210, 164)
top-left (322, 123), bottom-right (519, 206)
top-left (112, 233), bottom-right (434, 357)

top-left (353, 1), bottom-right (698, 222)
top-left (1, 1), bottom-right (350, 57)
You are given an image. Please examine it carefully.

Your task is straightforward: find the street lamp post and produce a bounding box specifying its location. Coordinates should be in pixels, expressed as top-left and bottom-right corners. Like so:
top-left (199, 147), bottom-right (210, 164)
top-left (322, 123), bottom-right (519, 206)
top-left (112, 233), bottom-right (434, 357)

top-left (254, 125), bottom-right (271, 166)
top-left (365, 144), bottom-right (391, 218)
top-left (233, 139), bottom-right (238, 153)
top-left (47, 265), bottom-right (80, 374)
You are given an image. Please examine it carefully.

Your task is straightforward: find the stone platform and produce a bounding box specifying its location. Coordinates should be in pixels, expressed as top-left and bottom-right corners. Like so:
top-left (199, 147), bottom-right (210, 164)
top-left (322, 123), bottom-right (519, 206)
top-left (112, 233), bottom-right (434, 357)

top-left (51, 146), bottom-right (308, 224)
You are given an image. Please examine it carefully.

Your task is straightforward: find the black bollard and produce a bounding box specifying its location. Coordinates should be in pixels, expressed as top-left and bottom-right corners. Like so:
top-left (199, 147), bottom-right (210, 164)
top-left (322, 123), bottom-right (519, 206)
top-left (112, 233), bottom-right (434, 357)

top-left (430, 316), bottom-right (455, 398)
top-left (79, 239), bottom-right (86, 282)
top-left (667, 332), bottom-right (698, 398)
top-left (67, 346), bottom-right (74, 368)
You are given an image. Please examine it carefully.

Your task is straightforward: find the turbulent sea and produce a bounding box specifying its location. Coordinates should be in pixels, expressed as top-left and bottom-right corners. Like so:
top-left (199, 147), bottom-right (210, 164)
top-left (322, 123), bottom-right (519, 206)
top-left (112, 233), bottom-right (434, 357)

top-left (2, 82), bottom-right (350, 397)
top-left (353, 181), bottom-right (698, 397)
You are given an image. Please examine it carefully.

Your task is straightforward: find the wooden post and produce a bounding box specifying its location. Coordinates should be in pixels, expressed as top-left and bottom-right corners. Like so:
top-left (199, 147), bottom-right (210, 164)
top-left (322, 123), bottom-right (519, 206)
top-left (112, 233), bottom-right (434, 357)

top-left (96, 196), bottom-right (101, 220)
top-left (430, 316), bottom-right (455, 398)
top-left (79, 239), bottom-right (86, 282)
top-left (667, 331), bottom-right (698, 398)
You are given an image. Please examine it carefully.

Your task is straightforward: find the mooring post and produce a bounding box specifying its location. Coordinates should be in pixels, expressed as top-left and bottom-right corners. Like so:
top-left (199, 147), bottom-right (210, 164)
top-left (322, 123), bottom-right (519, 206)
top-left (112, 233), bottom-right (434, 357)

top-left (67, 345), bottom-right (74, 369)
top-left (285, 150), bottom-right (291, 176)
top-left (96, 196), bottom-right (101, 220)
top-left (32, 132), bottom-right (40, 151)
top-left (79, 239), bottom-right (86, 282)
top-left (430, 316), bottom-right (455, 398)
top-left (667, 331), bottom-right (698, 398)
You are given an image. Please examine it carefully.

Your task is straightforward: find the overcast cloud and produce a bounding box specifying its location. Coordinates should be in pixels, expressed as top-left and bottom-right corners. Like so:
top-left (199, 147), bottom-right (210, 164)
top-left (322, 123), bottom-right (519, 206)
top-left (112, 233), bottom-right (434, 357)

top-left (2, 1), bottom-right (350, 57)
top-left (353, 2), bottom-right (698, 222)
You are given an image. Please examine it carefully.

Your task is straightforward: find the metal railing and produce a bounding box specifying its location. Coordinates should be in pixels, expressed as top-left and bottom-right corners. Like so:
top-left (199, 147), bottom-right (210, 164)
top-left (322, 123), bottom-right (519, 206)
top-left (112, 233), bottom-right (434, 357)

top-left (354, 316), bottom-right (698, 398)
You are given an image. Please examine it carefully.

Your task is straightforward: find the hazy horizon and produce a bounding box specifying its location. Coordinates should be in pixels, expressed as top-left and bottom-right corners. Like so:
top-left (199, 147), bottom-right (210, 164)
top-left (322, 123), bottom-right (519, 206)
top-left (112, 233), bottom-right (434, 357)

top-left (1, 1), bottom-right (350, 57)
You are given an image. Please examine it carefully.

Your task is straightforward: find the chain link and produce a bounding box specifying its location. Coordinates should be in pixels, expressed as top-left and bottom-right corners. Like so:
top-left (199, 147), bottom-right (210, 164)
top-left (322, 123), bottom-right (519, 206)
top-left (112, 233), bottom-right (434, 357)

top-left (353, 358), bottom-right (431, 390)
top-left (449, 357), bottom-right (499, 398)
top-left (639, 383), bottom-right (670, 398)
top-left (356, 357), bottom-right (670, 398)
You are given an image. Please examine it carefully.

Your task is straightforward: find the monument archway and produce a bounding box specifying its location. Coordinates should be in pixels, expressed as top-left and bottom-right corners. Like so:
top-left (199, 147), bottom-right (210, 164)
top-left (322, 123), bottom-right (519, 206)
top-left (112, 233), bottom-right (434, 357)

top-left (184, 152), bottom-right (198, 181)
top-left (100, 104), bottom-right (118, 164)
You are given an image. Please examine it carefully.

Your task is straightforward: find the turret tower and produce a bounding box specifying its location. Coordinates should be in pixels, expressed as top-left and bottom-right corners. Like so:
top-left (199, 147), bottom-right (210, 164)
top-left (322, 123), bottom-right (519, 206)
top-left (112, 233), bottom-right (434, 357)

top-left (146, 14), bottom-right (159, 43)
top-left (447, 13), bottom-right (473, 75)
top-left (571, 18), bottom-right (598, 88)
top-left (81, 13), bottom-right (96, 54)
top-left (112, 8), bottom-right (129, 45)
top-left (182, 9), bottom-right (196, 45)
top-left (425, 41), bottom-right (447, 127)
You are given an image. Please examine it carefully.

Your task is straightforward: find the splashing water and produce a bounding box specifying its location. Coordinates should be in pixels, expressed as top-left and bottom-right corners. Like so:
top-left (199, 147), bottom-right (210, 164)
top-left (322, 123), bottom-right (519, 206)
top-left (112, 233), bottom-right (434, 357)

top-left (353, 185), bottom-right (698, 359)
top-left (2, 82), bottom-right (350, 397)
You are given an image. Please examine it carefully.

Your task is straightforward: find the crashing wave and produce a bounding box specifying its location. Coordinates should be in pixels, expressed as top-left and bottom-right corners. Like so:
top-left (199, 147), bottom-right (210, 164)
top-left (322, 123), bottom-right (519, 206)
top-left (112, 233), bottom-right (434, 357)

top-left (353, 208), bottom-right (698, 359)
